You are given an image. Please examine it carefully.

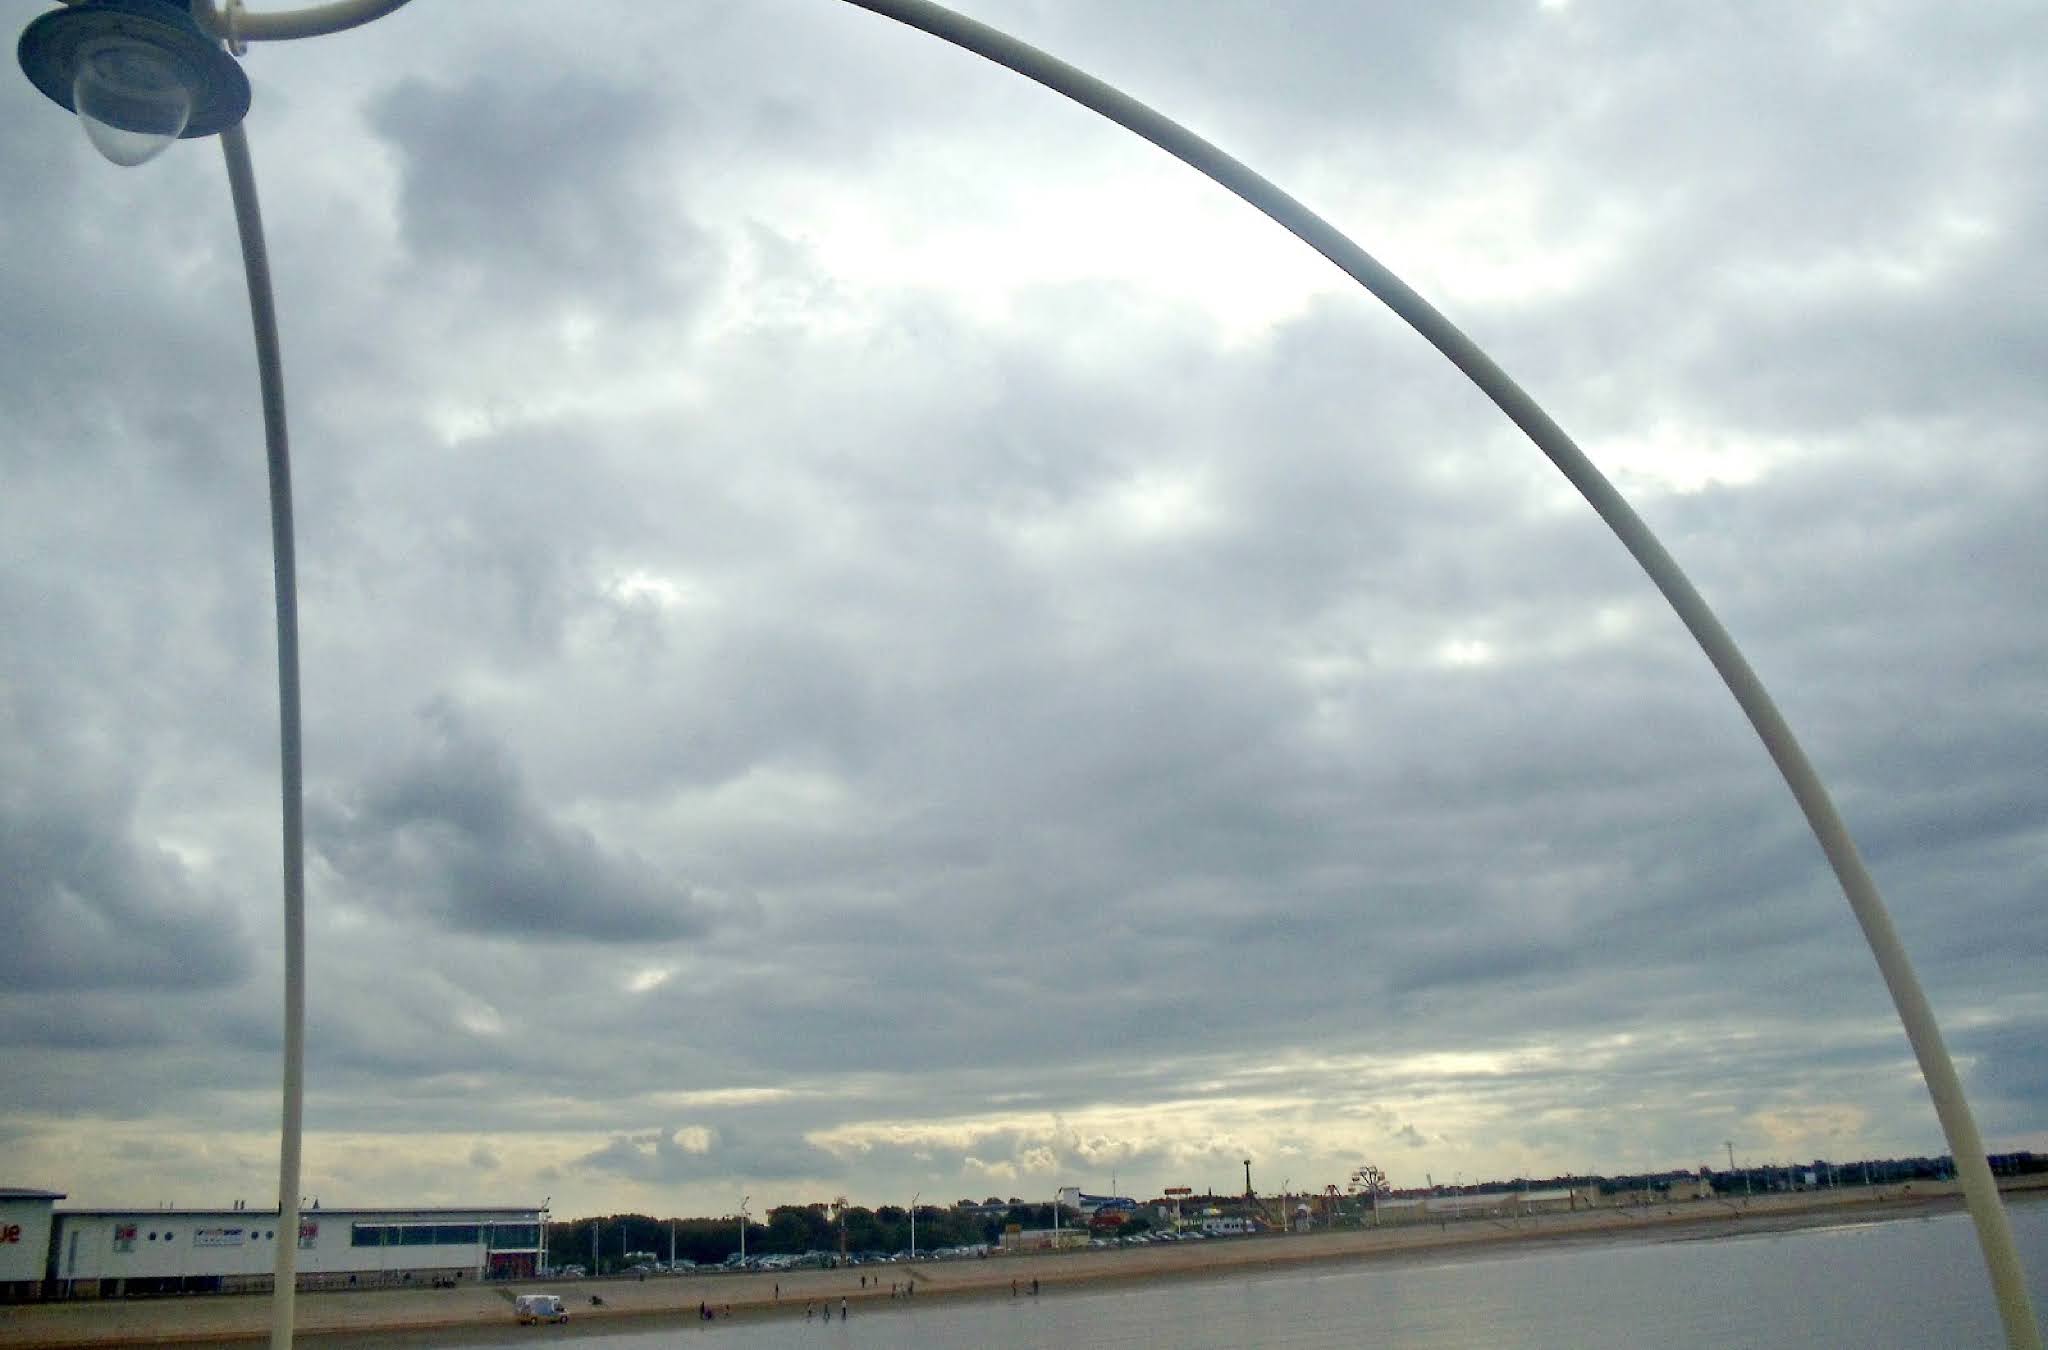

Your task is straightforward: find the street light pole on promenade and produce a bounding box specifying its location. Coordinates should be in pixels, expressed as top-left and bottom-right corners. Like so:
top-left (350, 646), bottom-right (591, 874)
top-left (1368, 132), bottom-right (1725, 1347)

top-left (9, 2), bottom-right (2038, 1345)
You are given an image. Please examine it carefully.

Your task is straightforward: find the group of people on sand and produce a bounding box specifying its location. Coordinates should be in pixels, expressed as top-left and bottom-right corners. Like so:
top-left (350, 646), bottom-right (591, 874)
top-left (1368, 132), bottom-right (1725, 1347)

top-left (696, 1300), bottom-right (731, 1320)
top-left (804, 1297), bottom-right (850, 1321)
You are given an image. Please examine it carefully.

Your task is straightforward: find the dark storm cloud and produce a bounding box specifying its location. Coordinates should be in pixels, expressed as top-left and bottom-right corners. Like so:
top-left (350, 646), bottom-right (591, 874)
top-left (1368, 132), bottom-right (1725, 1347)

top-left (313, 702), bottom-right (730, 941)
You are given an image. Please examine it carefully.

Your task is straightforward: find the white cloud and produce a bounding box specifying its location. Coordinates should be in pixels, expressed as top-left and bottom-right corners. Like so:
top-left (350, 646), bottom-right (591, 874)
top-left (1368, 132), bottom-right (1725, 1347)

top-left (626, 966), bottom-right (676, 994)
top-left (670, 1127), bottom-right (716, 1155)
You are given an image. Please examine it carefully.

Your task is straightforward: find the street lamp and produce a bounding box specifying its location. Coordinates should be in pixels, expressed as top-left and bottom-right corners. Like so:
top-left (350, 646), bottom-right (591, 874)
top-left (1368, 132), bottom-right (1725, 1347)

top-left (10, 2), bottom-right (2038, 1347)
top-left (910, 1191), bottom-right (919, 1262)
top-left (738, 1196), bottom-right (750, 1265)
top-left (15, 0), bottom-right (248, 165)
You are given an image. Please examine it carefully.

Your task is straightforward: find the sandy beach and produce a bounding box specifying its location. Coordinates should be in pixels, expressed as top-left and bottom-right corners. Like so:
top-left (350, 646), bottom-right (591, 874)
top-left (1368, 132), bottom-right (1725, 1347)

top-left (4, 1179), bottom-right (2041, 1349)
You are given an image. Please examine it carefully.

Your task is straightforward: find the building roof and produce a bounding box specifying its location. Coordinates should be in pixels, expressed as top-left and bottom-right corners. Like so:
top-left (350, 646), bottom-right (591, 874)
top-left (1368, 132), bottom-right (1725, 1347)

top-left (1, 1188), bottom-right (67, 1200)
top-left (53, 1205), bottom-right (539, 1219)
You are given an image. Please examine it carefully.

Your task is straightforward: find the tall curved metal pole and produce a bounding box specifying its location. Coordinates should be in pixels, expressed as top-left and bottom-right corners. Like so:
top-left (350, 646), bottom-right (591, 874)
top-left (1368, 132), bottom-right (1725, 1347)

top-left (192, 0), bottom-right (414, 45)
top-left (221, 121), bottom-right (307, 1350)
top-left (840, 1), bottom-right (2040, 1343)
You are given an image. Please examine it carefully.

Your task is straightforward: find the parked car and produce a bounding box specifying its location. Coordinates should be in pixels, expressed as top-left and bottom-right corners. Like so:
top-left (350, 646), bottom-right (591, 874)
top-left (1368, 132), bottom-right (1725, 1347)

top-left (515, 1293), bottom-right (569, 1325)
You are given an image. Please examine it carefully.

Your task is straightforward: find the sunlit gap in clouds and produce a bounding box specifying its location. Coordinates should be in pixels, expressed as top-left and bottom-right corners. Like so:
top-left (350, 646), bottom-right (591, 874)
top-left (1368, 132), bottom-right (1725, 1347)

top-left (624, 965), bottom-right (676, 994)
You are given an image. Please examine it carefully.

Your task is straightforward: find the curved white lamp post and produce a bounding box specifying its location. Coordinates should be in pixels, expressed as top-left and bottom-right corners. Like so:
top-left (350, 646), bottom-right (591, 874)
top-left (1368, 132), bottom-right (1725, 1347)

top-left (12, 2), bottom-right (2039, 1346)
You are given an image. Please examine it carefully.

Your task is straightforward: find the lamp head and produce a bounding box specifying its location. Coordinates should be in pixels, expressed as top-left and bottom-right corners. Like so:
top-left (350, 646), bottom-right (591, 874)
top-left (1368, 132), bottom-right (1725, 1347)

top-left (17, 0), bottom-right (250, 166)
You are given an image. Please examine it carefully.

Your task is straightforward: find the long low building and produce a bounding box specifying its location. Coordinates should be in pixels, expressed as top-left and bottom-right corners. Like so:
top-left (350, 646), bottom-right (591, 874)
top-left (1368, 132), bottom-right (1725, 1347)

top-left (1, 1189), bottom-right (65, 1302)
top-left (1368, 1186), bottom-right (1599, 1223)
top-left (3, 1189), bottom-right (545, 1301)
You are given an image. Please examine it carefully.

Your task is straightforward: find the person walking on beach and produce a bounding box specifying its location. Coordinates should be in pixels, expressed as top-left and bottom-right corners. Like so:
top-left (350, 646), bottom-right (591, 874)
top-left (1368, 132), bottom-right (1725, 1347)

top-left (805, 1302), bottom-right (814, 1321)
top-left (1031, 1277), bottom-right (1040, 1296)
top-left (1012, 1278), bottom-right (1018, 1296)
top-left (840, 1296), bottom-right (848, 1320)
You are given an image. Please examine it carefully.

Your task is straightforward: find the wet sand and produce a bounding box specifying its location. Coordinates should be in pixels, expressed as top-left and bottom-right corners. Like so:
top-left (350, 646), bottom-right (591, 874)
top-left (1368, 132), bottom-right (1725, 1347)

top-left (4, 1178), bottom-right (2041, 1348)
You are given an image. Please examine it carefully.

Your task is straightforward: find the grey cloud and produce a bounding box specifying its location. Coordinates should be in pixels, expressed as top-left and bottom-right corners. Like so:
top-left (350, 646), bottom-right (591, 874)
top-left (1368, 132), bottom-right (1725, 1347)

top-left (2, 0), bottom-right (2042, 1219)
top-left (313, 702), bottom-right (728, 942)
top-left (0, 719), bottom-right (251, 992)
top-left (0, 996), bottom-right (179, 1052)
top-left (366, 70), bottom-right (718, 313)
top-left (0, 809), bottom-right (248, 992)
top-left (578, 1124), bottom-right (840, 1186)
top-left (1957, 1018), bottom-right (2048, 1131)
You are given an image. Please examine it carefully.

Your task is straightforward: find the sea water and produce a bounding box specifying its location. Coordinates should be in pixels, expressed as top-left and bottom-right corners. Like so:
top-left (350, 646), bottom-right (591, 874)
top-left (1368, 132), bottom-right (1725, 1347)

top-left (456, 1199), bottom-right (2048, 1348)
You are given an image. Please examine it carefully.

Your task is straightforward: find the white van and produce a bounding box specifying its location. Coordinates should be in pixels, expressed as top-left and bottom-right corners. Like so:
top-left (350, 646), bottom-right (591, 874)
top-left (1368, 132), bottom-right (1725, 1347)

top-left (515, 1293), bottom-right (570, 1325)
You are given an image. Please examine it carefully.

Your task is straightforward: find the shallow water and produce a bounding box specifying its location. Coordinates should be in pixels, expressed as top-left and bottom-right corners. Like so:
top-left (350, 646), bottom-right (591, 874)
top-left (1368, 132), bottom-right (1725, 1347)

top-left (452, 1200), bottom-right (2048, 1348)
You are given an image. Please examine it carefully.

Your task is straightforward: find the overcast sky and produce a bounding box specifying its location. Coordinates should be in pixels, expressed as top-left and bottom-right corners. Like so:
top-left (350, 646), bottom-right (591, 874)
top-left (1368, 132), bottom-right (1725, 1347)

top-left (3, 0), bottom-right (2043, 1221)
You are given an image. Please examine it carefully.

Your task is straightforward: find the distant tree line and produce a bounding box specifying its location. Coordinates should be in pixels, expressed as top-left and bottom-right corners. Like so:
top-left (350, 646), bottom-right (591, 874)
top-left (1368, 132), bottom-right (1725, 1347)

top-left (547, 1200), bottom-right (1093, 1273)
top-left (548, 1151), bottom-right (2041, 1272)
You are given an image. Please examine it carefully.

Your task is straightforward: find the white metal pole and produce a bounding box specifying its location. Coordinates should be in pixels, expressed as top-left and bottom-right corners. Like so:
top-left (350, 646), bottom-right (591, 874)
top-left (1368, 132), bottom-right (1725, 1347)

top-left (837, 5), bottom-right (2041, 1344)
top-left (219, 120), bottom-right (305, 1350)
top-left (193, 0), bottom-right (414, 44)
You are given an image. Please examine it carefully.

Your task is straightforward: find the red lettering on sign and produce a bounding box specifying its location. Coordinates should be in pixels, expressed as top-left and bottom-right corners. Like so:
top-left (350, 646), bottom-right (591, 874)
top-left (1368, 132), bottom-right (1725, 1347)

top-left (0, 1224), bottom-right (22, 1244)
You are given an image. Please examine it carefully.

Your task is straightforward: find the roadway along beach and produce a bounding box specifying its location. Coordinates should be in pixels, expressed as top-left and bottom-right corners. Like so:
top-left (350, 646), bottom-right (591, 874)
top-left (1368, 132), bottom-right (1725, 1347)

top-left (4, 1180), bottom-right (2043, 1349)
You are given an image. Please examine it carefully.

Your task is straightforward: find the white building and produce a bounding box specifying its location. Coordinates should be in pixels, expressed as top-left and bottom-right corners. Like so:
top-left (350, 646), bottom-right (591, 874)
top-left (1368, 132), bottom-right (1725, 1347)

top-left (1, 1189), bottom-right (65, 1302)
top-left (6, 1191), bottom-right (545, 1300)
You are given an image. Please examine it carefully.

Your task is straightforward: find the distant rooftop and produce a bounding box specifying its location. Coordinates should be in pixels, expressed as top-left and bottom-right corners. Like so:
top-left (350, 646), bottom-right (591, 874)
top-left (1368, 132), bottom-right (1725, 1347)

top-left (1, 1188), bottom-right (67, 1200)
top-left (53, 1203), bottom-right (539, 1218)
